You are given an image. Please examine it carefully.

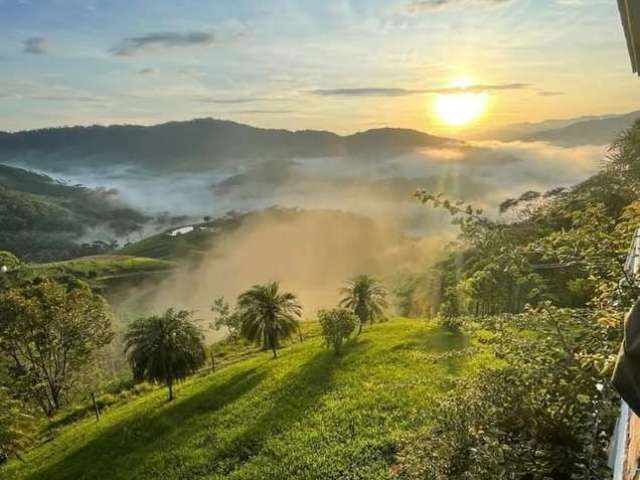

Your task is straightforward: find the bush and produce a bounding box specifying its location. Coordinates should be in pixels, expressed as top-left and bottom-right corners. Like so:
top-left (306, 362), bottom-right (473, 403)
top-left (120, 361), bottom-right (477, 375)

top-left (317, 308), bottom-right (358, 355)
top-left (398, 307), bottom-right (619, 480)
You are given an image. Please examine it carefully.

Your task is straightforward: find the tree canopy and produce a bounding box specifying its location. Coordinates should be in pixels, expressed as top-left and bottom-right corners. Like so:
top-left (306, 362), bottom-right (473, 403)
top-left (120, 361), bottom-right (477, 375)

top-left (0, 279), bottom-right (113, 416)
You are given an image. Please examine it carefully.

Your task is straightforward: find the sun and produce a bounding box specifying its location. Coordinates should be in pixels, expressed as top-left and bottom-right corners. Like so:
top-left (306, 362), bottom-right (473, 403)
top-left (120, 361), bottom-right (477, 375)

top-left (434, 78), bottom-right (488, 127)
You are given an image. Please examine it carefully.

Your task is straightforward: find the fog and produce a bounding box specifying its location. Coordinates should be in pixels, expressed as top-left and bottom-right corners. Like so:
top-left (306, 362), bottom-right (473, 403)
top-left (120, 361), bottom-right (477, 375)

top-left (42, 140), bottom-right (604, 229)
top-left (17, 140), bottom-right (606, 320)
top-left (123, 210), bottom-right (447, 334)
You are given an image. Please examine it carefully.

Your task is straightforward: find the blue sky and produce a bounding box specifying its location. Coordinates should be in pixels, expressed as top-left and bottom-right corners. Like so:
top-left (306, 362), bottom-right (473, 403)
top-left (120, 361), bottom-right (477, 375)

top-left (0, 0), bottom-right (637, 134)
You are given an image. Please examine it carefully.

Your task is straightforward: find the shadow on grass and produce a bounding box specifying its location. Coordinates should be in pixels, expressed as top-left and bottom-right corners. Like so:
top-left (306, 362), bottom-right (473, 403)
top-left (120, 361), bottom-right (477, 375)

top-left (172, 339), bottom-right (371, 477)
top-left (392, 327), bottom-right (469, 353)
top-left (27, 368), bottom-right (266, 480)
top-left (391, 327), bottom-right (471, 378)
top-left (25, 340), bottom-right (369, 480)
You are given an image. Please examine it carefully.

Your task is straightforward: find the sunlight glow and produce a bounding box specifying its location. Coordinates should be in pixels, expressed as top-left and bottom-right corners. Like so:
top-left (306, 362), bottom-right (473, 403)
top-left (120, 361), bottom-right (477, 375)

top-left (434, 78), bottom-right (488, 127)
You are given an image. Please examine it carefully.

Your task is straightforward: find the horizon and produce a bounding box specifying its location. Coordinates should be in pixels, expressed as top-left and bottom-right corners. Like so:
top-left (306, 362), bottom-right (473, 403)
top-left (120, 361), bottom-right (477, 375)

top-left (2, 0), bottom-right (639, 137)
top-left (2, 108), bottom-right (639, 137)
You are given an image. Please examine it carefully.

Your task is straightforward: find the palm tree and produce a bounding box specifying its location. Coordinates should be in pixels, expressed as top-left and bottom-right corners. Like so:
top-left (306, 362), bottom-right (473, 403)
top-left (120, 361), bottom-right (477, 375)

top-left (237, 282), bottom-right (302, 358)
top-left (339, 274), bottom-right (388, 334)
top-left (124, 308), bottom-right (206, 401)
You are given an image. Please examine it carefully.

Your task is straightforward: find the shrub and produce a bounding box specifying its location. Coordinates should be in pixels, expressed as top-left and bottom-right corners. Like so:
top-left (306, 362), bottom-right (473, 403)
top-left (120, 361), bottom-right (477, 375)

top-left (317, 308), bottom-right (358, 355)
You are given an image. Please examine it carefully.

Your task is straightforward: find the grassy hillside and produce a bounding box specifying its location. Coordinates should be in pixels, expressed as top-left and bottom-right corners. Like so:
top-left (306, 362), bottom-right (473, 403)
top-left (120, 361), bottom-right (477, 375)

top-left (23, 254), bottom-right (175, 305)
top-left (2, 319), bottom-right (496, 480)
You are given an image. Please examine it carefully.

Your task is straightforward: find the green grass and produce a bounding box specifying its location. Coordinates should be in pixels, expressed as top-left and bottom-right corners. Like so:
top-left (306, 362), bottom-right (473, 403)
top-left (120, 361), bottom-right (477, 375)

top-left (30, 255), bottom-right (174, 277)
top-left (3, 318), bottom-right (496, 480)
top-left (26, 254), bottom-right (175, 293)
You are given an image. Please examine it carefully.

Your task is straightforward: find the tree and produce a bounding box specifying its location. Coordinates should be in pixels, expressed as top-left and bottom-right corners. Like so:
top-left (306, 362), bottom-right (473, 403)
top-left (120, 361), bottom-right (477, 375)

top-left (211, 296), bottom-right (242, 341)
top-left (0, 280), bottom-right (113, 417)
top-left (339, 275), bottom-right (388, 334)
top-left (124, 308), bottom-right (205, 401)
top-left (318, 308), bottom-right (357, 355)
top-left (237, 282), bottom-right (301, 358)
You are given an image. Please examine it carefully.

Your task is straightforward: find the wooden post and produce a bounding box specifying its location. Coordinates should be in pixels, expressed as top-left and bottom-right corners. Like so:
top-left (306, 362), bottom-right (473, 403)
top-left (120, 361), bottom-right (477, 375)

top-left (90, 392), bottom-right (100, 422)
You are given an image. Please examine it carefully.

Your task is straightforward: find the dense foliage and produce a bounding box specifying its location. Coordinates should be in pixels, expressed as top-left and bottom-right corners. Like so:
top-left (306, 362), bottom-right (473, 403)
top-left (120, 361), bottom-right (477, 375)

top-left (0, 280), bottom-right (113, 416)
top-left (124, 308), bottom-right (206, 400)
top-left (398, 119), bottom-right (640, 478)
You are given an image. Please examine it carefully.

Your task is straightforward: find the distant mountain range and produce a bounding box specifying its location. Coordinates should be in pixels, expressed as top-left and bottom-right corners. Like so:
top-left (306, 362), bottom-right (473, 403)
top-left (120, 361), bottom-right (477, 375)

top-left (521, 110), bottom-right (640, 146)
top-left (0, 119), bottom-right (459, 173)
top-left (472, 110), bottom-right (640, 146)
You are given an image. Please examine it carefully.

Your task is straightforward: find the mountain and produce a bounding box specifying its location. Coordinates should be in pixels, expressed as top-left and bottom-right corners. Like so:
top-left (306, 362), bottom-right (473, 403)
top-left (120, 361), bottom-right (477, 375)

top-left (521, 110), bottom-right (640, 146)
top-left (0, 119), bottom-right (459, 173)
top-left (468, 114), bottom-right (620, 142)
top-left (0, 164), bottom-right (147, 261)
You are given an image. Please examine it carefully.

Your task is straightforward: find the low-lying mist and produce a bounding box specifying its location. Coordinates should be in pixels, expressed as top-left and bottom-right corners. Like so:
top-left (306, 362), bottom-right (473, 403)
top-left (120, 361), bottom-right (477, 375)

top-left (124, 209), bottom-right (447, 334)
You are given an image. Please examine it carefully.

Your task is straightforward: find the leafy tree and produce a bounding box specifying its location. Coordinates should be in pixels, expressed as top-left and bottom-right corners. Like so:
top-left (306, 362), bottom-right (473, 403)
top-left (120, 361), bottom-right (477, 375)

top-left (317, 308), bottom-right (357, 355)
top-left (211, 296), bottom-right (242, 341)
top-left (0, 280), bottom-right (113, 417)
top-left (124, 308), bottom-right (206, 401)
top-left (237, 282), bottom-right (301, 358)
top-left (339, 275), bottom-right (388, 334)
top-left (0, 387), bottom-right (33, 463)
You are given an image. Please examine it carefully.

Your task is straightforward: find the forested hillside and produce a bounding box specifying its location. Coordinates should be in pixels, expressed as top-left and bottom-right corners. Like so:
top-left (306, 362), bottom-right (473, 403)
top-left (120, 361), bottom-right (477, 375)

top-left (0, 164), bottom-right (147, 261)
top-left (0, 119), bottom-right (457, 173)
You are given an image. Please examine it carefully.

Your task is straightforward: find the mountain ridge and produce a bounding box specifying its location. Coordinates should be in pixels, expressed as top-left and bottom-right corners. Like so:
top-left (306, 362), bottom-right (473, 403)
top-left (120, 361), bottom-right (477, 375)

top-left (0, 118), bottom-right (460, 173)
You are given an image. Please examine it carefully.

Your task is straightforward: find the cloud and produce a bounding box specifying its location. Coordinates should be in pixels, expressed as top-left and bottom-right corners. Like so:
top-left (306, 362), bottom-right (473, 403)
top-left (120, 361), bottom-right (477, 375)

top-left (137, 67), bottom-right (157, 75)
top-left (226, 109), bottom-right (297, 114)
top-left (408, 0), bottom-right (510, 11)
top-left (197, 97), bottom-right (287, 104)
top-left (22, 37), bottom-right (48, 55)
top-left (538, 91), bottom-right (565, 97)
top-left (110, 32), bottom-right (216, 56)
top-left (310, 83), bottom-right (529, 97)
top-left (311, 88), bottom-right (418, 97)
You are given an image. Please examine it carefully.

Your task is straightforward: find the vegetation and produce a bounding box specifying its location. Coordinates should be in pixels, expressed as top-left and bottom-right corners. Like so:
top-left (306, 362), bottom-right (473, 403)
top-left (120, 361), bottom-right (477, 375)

top-left (340, 274), bottom-right (388, 334)
top-left (317, 308), bottom-right (358, 355)
top-left (394, 119), bottom-right (640, 477)
top-left (4, 120), bottom-right (640, 479)
top-left (0, 280), bottom-right (113, 417)
top-left (0, 386), bottom-right (34, 464)
top-left (1, 319), bottom-right (495, 480)
top-left (237, 282), bottom-right (302, 358)
top-left (0, 164), bottom-right (147, 261)
top-left (399, 306), bottom-right (617, 479)
top-left (211, 297), bottom-right (242, 341)
top-left (124, 309), bottom-right (206, 401)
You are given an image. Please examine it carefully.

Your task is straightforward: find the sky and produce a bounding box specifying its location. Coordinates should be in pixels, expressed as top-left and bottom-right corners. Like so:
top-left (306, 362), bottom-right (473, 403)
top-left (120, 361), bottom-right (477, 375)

top-left (0, 0), bottom-right (639, 136)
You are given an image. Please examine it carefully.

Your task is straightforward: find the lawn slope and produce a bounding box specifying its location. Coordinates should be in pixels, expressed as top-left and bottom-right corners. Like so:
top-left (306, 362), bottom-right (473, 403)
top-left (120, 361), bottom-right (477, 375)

top-left (3, 319), bottom-right (495, 480)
